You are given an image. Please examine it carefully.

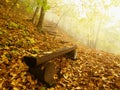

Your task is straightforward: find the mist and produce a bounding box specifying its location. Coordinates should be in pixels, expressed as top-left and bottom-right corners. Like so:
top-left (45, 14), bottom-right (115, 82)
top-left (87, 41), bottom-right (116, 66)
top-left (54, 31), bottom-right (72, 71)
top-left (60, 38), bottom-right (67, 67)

top-left (45, 0), bottom-right (120, 54)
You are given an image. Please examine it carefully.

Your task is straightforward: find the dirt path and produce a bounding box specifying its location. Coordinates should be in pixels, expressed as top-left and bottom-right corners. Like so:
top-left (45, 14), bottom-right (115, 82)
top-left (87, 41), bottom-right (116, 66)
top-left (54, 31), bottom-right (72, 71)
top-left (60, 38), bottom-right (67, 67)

top-left (43, 20), bottom-right (79, 44)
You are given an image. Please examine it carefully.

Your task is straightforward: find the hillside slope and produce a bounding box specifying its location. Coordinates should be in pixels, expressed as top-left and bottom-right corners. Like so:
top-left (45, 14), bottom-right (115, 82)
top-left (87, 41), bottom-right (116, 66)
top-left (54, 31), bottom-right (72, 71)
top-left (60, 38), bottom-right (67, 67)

top-left (0, 7), bottom-right (120, 90)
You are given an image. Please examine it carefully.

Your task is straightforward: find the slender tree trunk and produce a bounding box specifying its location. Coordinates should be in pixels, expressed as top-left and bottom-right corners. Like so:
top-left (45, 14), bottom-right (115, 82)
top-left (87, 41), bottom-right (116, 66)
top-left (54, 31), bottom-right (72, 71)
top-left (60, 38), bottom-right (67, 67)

top-left (37, 6), bottom-right (45, 32)
top-left (32, 6), bottom-right (39, 24)
top-left (8, 0), bottom-right (19, 13)
top-left (87, 28), bottom-right (90, 47)
top-left (94, 19), bottom-right (102, 49)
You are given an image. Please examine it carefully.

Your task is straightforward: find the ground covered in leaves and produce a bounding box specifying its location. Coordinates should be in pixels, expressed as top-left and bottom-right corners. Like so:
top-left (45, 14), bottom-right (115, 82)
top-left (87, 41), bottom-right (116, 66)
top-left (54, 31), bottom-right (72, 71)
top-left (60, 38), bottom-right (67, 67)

top-left (0, 7), bottom-right (120, 90)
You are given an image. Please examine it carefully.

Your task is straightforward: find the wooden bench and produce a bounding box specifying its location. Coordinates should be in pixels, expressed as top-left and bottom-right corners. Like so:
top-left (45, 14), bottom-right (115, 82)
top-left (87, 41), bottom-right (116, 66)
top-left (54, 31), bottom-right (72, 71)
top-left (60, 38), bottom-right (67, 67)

top-left (23, 45), bottom-right (77, 86)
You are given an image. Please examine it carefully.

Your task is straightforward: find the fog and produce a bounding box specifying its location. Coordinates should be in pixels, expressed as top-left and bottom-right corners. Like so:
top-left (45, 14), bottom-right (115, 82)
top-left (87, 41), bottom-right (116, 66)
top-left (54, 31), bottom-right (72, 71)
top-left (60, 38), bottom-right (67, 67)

top-left (45, 0), bottom-right (120, 54)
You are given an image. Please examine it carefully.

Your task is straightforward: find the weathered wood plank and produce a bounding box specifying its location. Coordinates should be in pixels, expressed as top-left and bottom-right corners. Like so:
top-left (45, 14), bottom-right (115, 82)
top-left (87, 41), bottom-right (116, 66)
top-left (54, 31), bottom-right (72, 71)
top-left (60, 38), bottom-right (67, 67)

top-left (36, 45), bottom-right (77, 65)
top-left (23, 45), bottom-right (77, 67)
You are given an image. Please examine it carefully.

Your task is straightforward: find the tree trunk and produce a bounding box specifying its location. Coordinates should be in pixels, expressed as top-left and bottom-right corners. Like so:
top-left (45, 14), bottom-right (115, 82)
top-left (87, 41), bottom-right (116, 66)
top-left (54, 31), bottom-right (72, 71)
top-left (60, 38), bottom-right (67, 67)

top-left (8, 0), bottom-right (19, 13)
top-left (37, 7), bottom-right (45, 32)
top-left (94, 19), bottom-right (102, 49)
top-left (32, 6), bottom-right (39, 25)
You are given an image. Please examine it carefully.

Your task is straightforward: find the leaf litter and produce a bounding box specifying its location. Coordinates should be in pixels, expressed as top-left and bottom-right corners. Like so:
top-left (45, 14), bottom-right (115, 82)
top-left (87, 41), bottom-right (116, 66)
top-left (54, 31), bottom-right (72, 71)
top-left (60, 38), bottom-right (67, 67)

top-left (0, 7), bottom-right (120, 90)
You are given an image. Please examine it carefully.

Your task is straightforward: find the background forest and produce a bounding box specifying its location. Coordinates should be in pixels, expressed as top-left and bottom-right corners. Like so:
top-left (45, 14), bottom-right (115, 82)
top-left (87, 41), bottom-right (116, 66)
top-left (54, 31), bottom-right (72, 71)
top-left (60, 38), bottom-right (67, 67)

top-left (2, 0), bottom-right (120, 54)
top-left (45, 0), bottom-right (120, 54)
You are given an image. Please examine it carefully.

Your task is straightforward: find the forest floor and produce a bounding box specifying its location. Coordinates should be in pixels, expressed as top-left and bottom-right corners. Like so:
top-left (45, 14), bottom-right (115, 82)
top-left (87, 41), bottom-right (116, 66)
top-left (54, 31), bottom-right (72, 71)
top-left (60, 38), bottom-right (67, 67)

top-left (0, 6), bottom-right (120, 90)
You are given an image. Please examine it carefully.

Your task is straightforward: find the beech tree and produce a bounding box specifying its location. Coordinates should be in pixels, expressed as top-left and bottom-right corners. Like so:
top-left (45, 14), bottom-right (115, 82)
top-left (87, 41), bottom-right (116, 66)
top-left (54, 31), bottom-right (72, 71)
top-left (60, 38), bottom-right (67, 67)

top-left (32, 6), bottom-right (39, 24)
top-left (36, 0), bottom-right (50, 32)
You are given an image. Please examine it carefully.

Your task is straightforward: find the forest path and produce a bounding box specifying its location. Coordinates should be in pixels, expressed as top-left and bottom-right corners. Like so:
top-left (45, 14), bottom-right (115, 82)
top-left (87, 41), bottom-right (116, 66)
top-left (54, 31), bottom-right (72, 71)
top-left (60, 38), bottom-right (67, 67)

top-left (43, 20), bottom-right (79, 44)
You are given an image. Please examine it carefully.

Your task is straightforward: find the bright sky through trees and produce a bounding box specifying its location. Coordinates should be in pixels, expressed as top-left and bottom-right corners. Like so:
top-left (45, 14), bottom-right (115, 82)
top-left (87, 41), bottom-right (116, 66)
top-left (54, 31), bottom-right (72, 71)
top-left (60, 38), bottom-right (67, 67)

top-left (108, 6), bottom-right (120, 20)
top-left (62, 0), bottom-right (120, 20)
